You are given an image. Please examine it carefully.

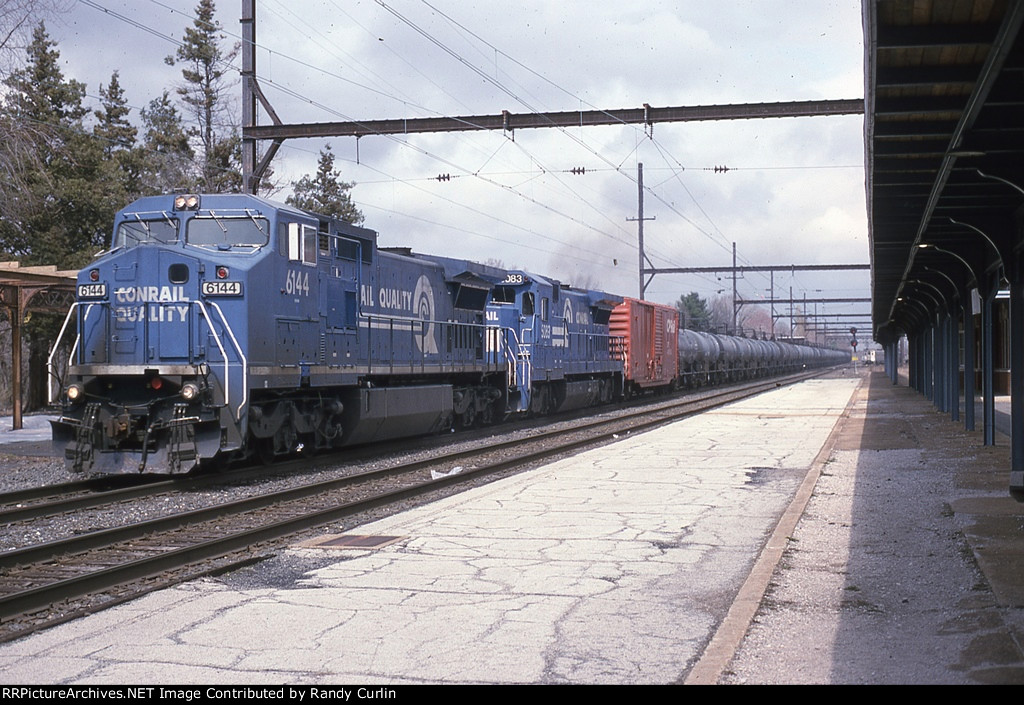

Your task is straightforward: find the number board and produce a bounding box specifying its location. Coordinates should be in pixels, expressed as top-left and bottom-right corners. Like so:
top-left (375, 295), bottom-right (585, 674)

top-left (202, 281), bottom-right (243, 296)
top-left (78, 283), bottom-right (107, 298)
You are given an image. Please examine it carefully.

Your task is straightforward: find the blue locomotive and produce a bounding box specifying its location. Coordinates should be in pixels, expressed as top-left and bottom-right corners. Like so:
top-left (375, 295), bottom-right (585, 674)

top-left (51, 194), bottom-right (518, 473)
top-left (49, 193), bottom-right (848, 475)
top-left (462, 265), bottom-right (622, 414)
top-left (364, 254), bottom-right (625, 419)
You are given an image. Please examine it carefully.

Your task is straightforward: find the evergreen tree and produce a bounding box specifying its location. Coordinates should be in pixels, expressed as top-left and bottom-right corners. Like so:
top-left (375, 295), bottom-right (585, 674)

top-left (676, 292), bottom-right (712, 331)
top-left (0, 0), bottom-right (63, 73)
top-left (136, 90), bottom-right (195, 194)
top-left (164, 0), bottom-right (240, 191)
top-left (94, 71), bottom-right (135, 157)
top-left (4, 21), bottom-right (84, 124)
top-left (0, 22), bottom-right (114, 411)
top-left (286, 145), bottom-right (363, 224)
top-left (0, 22), bottom-right (109, 266)
top-left (94, 71), bottom-right (138, 199)
top-left (205, 130), bottom-right (242, 193)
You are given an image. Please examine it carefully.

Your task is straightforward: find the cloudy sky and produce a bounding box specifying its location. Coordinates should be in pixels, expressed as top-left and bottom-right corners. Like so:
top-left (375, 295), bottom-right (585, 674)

top-left (47, 0), bottom-right (868, 336)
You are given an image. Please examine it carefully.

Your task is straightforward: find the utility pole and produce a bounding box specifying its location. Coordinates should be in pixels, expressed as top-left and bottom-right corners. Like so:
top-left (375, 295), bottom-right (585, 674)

top-left (803, 292), bottom-right (808, 343)
top-left (240, 0), bottom-right (284, 194)
top-left (627, 162), bottom-right (656, 299)
top-left (639, 164), bottom-right (645, 300)
top-left (732, 242), bottom-right (738, 333)
top-left (790, 286), bottom-right (794, 338)
top-left (241, 0), bottom-right (255, 192)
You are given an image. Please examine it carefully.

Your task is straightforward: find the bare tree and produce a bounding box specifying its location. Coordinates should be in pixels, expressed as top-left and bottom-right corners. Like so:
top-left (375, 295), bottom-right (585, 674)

top-left (708, 294), bottom-right (733, 333)
top-left (0, 1), bottom-right (65, 231)
top-left (0, 0), bottom-right (63, 76)
top-left (737, 306), bottom-right (774, 338)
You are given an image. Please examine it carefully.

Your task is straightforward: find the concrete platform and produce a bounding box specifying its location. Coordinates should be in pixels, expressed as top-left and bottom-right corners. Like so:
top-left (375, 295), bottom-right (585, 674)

top-left (721, 370), bottom-right (1024, 684)
top-left (0, 414), bottom-right (58, 458)
top-left (1, 370), bottom-right (1023, 684)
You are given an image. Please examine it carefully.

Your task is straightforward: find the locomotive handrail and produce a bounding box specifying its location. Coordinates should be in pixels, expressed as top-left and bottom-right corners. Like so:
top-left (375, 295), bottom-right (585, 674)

top-left (360, 311), bottom-right (514, 375)
top-left (357, 310), bottom-right (529, 396)
top-left (47, 301), bottom-right (79, 404)
top-left (498, 325), bottom-right (531, 393)
top-left (47, 302), bottom-right (97, 404)
top-left (194, 300), bottom-right (248, 421)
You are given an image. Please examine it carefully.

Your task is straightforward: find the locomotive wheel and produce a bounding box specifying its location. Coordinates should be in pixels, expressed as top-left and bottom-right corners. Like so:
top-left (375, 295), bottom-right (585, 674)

top-left (479, 400), bottom-right (494, 426)
top-left (254, 437), bottom-right (275, 466)
top-left (532, 386), bottom-right (550, 415)
top-left (454, 388), bottom-right (478, 429)
top-left (298, 433), bottom-right (319, 457)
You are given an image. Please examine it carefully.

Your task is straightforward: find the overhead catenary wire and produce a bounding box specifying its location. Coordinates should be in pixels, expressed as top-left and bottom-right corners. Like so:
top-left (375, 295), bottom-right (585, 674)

top-left (76, 0), bottom-right (640, 273)
top-left (68, 0), bottom-right (865, 310)
top-left (138, 0), bottom-right (819, 278)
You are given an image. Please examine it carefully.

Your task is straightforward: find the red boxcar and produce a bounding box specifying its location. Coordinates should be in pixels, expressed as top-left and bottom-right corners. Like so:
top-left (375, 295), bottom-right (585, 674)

top-left (609, 297), bottom-right (679, 392)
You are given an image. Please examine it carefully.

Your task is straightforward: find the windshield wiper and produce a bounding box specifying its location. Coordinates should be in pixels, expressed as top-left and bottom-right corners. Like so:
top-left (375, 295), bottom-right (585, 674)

top-left (244, 209), bottom-right (266, 235)
top-left (131, 213), bottom-right (151, 236)
top-left (207, 210), bottom-right (229, 234)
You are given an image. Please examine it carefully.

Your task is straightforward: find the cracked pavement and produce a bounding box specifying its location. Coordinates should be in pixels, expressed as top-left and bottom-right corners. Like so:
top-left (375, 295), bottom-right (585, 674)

top-left (0, 378), bottom-right (860, 684)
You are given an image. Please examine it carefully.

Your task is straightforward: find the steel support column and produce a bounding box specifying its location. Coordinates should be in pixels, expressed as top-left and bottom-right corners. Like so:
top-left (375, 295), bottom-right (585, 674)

top-left (934, 317), bottom-right (945, 411)
top-left (912, 331), bottom-right (920, 392)
top-left (1011, 253), bottom-right (1024, 498)
top-left (10, 293), bottom-right (21, 430)
top-left (963, 290), bottom-right (976, 432)
top-left (948, 306), bottom-right (960, 423)
top-left (982, 279), bottom-right (997, 446)
top-left (889, 339), bottom-right (898, 384)
top-left (908, 334), bottom-right (916, 390)
top-left (924, 325), bottom-right (934, 401)
top-left (909, 332), bottom-right (919, 391)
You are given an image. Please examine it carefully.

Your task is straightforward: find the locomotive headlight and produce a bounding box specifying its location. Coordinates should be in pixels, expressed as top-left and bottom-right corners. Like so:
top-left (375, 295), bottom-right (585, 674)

top-left (66, 384), bottom-right (84, 402)
top-left (173, 194), bottom-right (200, 211)
top-left (181, 382), bottom-right (201, 401)
top-left (89, 269), bottom-right (99, 282)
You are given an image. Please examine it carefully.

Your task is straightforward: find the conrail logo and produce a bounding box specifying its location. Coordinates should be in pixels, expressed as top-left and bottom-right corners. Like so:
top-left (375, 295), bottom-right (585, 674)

top-left (413, 275), bottom-right (438, 354)
top-left (359, 276), bottom-right (438, 354)
top-left (559, 299), bottom-right (573, 348)
top-left (112, 285), bottom-right (191, 323)
top-left (114, 285), bottom-right (189, 303)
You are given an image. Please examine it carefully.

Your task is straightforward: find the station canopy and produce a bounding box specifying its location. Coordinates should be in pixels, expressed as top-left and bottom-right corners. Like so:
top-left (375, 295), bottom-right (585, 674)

top-left (866, 0), bottom-right (1024, 343)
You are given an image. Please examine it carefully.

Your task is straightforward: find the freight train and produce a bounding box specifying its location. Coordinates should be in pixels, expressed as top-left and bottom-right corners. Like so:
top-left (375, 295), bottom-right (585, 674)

top-left (48, 193), bottom-right (848, 475)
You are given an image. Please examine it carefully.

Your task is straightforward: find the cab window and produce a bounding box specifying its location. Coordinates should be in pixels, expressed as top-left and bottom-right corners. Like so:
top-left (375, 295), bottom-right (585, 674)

top-left (188, 216), bottom-right (269, 249)
top-left (286, 223), bottom-right (318, 265)
top-left (114, 218), bottom-right (179, 249)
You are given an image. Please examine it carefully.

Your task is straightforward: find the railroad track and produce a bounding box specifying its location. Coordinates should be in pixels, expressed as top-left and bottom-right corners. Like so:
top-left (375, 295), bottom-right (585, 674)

top-left (0, 369), bottom-right (804, 529)
top-left (0, 476), bottom-right (187, 525)
top-left (0, 368), bottom-right (832, 642)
